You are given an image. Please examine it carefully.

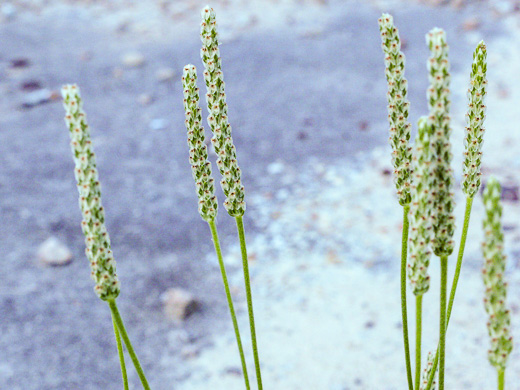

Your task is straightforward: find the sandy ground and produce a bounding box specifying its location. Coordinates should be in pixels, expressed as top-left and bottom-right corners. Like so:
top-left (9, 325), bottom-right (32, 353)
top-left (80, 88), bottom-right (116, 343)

top-left (1, 0), bottom-right (520, 389)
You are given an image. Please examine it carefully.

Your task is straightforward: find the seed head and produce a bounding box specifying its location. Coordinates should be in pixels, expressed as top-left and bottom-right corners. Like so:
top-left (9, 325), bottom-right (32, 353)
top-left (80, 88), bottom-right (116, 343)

top-left (482, 177), bottom-right (513, 370)
top-left (462, 41), bottom-right (487, 198)
top-left (62, 84), bottom-right (120, 301)
top-left (408, 117), bottom-right (434, 295)
top-left (426, 28), bottom-right (455, 257)
top-left (378, 13), bottom-right (412, 206)
top-left (200, 6), bottom-right (245, 217)
top-left (182, 64), bottom-right (218, 222)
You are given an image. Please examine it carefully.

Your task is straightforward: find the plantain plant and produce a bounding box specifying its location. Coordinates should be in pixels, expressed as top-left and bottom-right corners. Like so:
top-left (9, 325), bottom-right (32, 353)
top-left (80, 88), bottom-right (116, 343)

top-left (55, 6), bottom-right (515, 390)
top-left (379, 13), bottom-right (511, 390)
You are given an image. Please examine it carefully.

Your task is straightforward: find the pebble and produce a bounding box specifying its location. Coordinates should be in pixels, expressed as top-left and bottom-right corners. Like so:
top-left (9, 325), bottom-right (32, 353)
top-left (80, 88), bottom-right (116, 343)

top-left (122, 52), bottom-right (145, 68)
top-left (162, 288), bottom-right (200, 322)
top-left (267, 161), bottom-right (284, 175)
top-left (20, 80), bottom-right (42, 92)
top-left (137, 93), bottom-right (153, 106)
top-left (9, 58), bottom-right (30, 69)
top-left (37, 237), bottom-right (73, 266)
top-left (21, 89), bottom-right (56, 108)
top-left (156, 67), bottom-right (176, 82)
top-left (180, 345), bottom-right (200, 359)
top-left (149, 118), bottom-right (168, 130)
top-left (1, 3), bottom-right (16, 21)
top-left (461, 16), bottom-right (481, 31)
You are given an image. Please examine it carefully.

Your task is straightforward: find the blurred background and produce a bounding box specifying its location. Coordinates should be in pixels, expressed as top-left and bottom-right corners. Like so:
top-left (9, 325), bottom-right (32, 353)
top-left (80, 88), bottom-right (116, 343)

top-left (1, 0), bottom-right (520, 388)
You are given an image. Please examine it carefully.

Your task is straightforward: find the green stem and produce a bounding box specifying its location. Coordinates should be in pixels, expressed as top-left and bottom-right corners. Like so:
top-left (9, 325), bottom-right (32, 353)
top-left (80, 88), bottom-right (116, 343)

top-left (108, 300), bottom-right (151, 390)
top-left (112, 313), bottom-right (129, 390)
top-left (415, 294), bottom-right (423, 390)
top-left (446, 197), bottom-right (473, 323)
top-left (235, 216), bottom-right (263, 390)
top-left (401, 205), bottom-right (414, 390)
top-left (439, 255), bottom-right (448, 390)
top-left (208, 220), bottom-right (251, 390)
top-left (498, 369), bottom-right (505, 390)
top-left (424, 197), bottom-right (473, 390)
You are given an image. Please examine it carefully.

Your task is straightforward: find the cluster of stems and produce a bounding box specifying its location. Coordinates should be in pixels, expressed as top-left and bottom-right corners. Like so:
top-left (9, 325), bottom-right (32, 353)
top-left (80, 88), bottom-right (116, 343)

top-left (181, 6), bottom-right (263, 390)
top-left (379, 14), bottom-right (500, 390)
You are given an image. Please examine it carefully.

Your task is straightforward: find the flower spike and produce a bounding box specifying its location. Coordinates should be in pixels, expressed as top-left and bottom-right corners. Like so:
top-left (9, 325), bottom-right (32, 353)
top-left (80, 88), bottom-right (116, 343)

top-left (378, 13), bottom-right (413, 206)
top-left (62, 84), bottom-right (120, 301)
top-left (182, 64), bottom-right (218, 222)
top-left (426, 28), bottom-right (455, 257)
top-left (408, 117), bottom-right (434, 295)
top-left (200, 6), bottom-right (246, 217)
top-left (482, 177), bottom-right (513, 370)
top-left (462, 41), bottom-right (487, 198)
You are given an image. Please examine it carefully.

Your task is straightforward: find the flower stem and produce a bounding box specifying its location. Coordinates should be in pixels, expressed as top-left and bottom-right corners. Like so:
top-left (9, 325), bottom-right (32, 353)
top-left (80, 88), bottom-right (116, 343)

top-left (108, 300), bottom-right (151, 390)
top-left (235, 216), bottom-right (263, 390)
top-left (498, 369), bottom-right (505, 390)
top-left (111, 313), bottom-right (129, 390)
top-left (208, 220), bottom-right (251, 390)
top-left (439, 255), bottom-right (448, 390)
top-left (446, 197), bottom-right (473, 322)
top-left (415, 294), bottom-right (423, 390)
top-left (424, 197), bottom-right (473, 390)
top-left (401, 205), bottom-right (414, 390)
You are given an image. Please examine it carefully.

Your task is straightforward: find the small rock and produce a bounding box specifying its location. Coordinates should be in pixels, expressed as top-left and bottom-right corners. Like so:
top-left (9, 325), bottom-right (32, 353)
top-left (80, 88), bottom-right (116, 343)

top-left (180, 345), bottom-right (200, 359)
top-left (502, 184), bottom-right (519, 202)
top-left (224, 367), bottom-right (242, 376)
top-left (493, 0), bottom-right (514, 14)
top-left (462, 16), bottom-right (480, 31)
top-left (122, 52), bottom-right (145, 68)
top-left (10, 58), bottom-right (30, 69)
top-left (162, 288), bottom-right (199, 322)
top-left (149, 118), bottom-right (167, 130)
top-left (358, 120), bottom-right (369, 131)
top-left (37, 237), bottom-right (73, 266)
top-left (79, 50), bottom-right (93, 62)
top-left (20, 80), bottom-right (42, 92)
top-left (21, 89), bottom-right (55, 108)
top-left (267, 161), bottom-right (284, 175)
top-left (155, 67), bottom-right (176, 82)
top-left (137, 93), bottom-right (153, 106)
top-left (326, 250), bottom-right (341, 264)
top-left (297, 131), bottom-right (308, 140)
top-left (1, 3), bottom-right (17, 21)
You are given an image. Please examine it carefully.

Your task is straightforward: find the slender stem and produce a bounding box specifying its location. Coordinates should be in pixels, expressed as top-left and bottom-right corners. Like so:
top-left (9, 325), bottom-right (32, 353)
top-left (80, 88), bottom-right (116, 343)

top-left (498, 369), bottom-right (505, 390)
top-left (415, 294), bottom-right (423, 390)
top-left (208, 220), bottom-right (251, 390)
top-left (108, 300), bottom-right (151, 390)
top-left (235, 216), bottom-right (263, 390)
top-left (439, 255), bottom-right (448, 390)
top-left (112, 313), bottom-right (129, 390)
top-left (401, 205), bottom-right (414, 390)
top-left (424, 197), bottom-right (473, 390)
